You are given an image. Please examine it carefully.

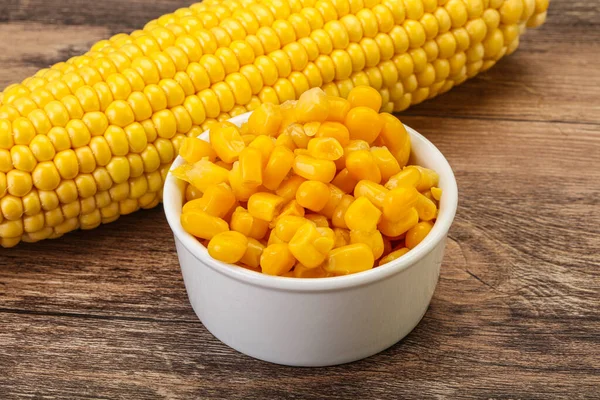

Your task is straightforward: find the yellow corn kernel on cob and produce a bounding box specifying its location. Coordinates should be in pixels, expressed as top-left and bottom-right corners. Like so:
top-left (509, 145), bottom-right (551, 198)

top-left (0, 0), bottom-right (549, 247)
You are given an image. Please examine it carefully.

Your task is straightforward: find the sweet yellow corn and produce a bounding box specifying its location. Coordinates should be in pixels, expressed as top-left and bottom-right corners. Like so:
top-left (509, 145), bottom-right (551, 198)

top-left (0, 0), bottom-right (547, 247)
top-left (208, 231), bottom-right (249, 264)
top-left (406, 220), bottom-right (434, 249)
top-left (230, 206), bottom-right (269, 239)
top-left (325, 243), bottom-right (375, 275)
top-left (240, 237), bottom-right (265, 269)
top-left (180, 209), bottom-right (229, 240)
top-left (248, 192), bottom-right (284, 222)
top-left (379, 247), bottom-right (410, 266)
top-left (289, 222), bottom-right (334, 268)
top-left (296, 180), bottom-right (330, 212)
top-left (260, 243), bottom-right (296, 276)
top-left (344, 197), bottom-right (382, 232)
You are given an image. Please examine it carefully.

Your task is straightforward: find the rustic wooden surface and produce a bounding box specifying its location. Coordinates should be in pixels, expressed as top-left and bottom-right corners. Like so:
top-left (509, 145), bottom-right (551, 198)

top-left (1, 1), bottom-right (599, 398)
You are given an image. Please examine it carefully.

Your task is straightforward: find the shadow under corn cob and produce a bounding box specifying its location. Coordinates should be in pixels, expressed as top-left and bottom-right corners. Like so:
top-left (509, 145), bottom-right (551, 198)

top-left (0, 0), bottom-right (549, 247)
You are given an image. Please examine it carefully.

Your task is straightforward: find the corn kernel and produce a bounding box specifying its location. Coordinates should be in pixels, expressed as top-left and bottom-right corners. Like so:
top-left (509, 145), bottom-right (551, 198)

top-left (295, 88), bottom-right (329, 123)
top-left (370, 146), bottom-right (401, 181)
top-left (294, 264), bottom-right (329, 278)
top-left (295, 180), bottom-right (330, 212)
top-left (239, 238), bottom-right (265, 268)
top-left (347, 85), bottom-right (382, 111)
top-left (406, 220), bottom-right (434, 249)
top-left (248, 135), bottom-right (276, 168)
top-left (333, 227), bottom-right (351, 248)
top-left (411, 165), bottom-right (440, 191)
top-left (289, 222), bottom-right (334, 268)
top-left (379, 247), bottom-right (410, 265)
top-left (354, 180), bottom-right (388, 209)
top-left (346, 150), bottom-right (381, 183)
top-left (307, 137), bottom-right (344, 161)
top-left (344, 197), bottom-right (381, 232)
top-left (345, 106), bottom-right (383, 144)
top-left (208, 231), bottom-right (249, 263)
top-left (331, 194), bottom-right (354, 229)
top-left (260, 243), bottom-right (296, 275)
top-left (431, 186), bottom-right (443, 201)
top-left (385, 166), bottom-right (421, 189)
top-left (275, 215), bottom-right (311, 242)
top-left (326, 95), bottom-right (351, 122)
top-left (316, 121), bottom-right (350, 147)
top-left (259, 145), bottom-right (294, 191)
top-left (247, 103), bottom-right (283, 136)
top-left (378, 207), bottom-right (419, 237)
top-left (248, 192), bottom-right (284, 222)
top-left (317, 183), bottom-right (343, 219)
top-left (415, 192), bottom-right (437, 221)
top-left (350, 229), bottom-right (385, 259)
top-left (305, 214), bottom-right (329, 227)
top-left (325, 243), bottom-right (374, 275)
top-left (238, 147), bottom-right (263, 186)
top-left (228, 161), bottom-right (260, 201)
top-left (383, 186), bottom-right (420, 221)
top-left (180, 209), bottom-right (229, 240)
top-left (230, 206), bottom-right (270, 240)
top-left (209, 123), bottom-right (245, 163)
top-left (172, 159), bottom-right (229, 192)
top-left (293, 154), bottom-right (336, 182)
top-left (179, 137), bottom-right (216, 163)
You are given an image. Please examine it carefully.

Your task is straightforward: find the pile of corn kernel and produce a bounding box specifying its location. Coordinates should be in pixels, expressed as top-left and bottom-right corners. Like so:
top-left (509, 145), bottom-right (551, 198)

top-left (174, 86), bottom-right (441, 278)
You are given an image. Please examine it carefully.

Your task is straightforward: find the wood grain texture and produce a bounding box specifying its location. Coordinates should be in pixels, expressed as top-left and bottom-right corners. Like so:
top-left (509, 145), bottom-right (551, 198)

top-left (1, 0), bottom-right (599, 399)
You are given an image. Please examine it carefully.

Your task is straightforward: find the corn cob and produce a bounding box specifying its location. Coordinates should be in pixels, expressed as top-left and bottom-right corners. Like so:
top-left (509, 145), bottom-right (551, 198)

top-left (0, 0), bottom-right (549, 248)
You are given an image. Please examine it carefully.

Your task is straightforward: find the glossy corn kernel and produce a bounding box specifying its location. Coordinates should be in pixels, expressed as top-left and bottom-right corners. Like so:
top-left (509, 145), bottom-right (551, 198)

top-left (415, 192), bottom-right (437, 221)
top-left (179, 137), bottom-right (216, 163)
top-left (208, 124), bottom-right (246, 163)
top-left (325, 243), bottom-right (374, 275)
top-left (346, 150), bottom-right (382, 183)
top-left (345, 197), bottom-right (382, 232)
top-left (316, 122), bottom-right (350, 147)
top-left (431, 187), bottom-right (443, 201)
top-left (240, 238), bottom-right (266, 269)
top-left (295, 88), bottom-right (329, 123)
top-left (379, 247), bottom-right (410, 266)
top-left (383, 187), bottom-right (420, 221)
top-left (378, 207), bottom-right (419, 237)
top-left (247, 192), bottom-right (284, 222)
top-left (197, 184), bottom-right (237, 219)
top-left (307, 137), bottom-right (344, 161)
top-left (411, 166), bottom-right (440, 192)
top-left (345, 107), bottom-right (383, 144)
top-left (260, 243), bottom-right (296, 276)
top-left (247, 103), bottom-right (283, 136)
top-left (230, 206), bottom-right (269, 240)
top-left (263, 145), bottom-right (295, 190)
top-left (331, 194), bottom-right (354, 229)
top-left (180, 209), bottom-right (229, 240)
top-left (289, 222), bottom-right (334, 268)
top-left (354, 180), bottom-right (388, 209)
top-left (294, 263), bottom-right (329, 278)
top-left (296, 180), bottom-right (330, 212)
top-left (350, 229), bottom-right (385, 259)
top-left (385, 167), bottom-right (422, 190)
top-left (331, 168), bottom-right (358, 194)
top-left (238, 147), bottom-right (263, 186)
top-left (347, 86), bottom-right (382, 112)
top-left (171, 159), bottom-right (230, 192)
top-left (275, 215), bottom-right (311, 242)
top-left (293, 155), bottom-right (336, 183)
top-left (326, 96), bottom-right (350, 122)
top-left (406, 221), bottom-right (434, 249)
top-left (208, 231), bottom-right (249, 264)
top-left (248, 135), bottom-right (276, 168)
top-left (371, 146), bottom-right (401, 182)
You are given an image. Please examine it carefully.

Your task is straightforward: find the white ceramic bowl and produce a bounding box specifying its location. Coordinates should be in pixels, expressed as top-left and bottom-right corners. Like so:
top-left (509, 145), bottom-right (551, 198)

top-left (164, 112), bottom-right (458, 367)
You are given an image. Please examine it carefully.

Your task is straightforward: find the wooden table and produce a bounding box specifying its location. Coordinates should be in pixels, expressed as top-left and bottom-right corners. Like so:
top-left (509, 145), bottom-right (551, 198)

top-left (1, 1), bottom-right (599, 398)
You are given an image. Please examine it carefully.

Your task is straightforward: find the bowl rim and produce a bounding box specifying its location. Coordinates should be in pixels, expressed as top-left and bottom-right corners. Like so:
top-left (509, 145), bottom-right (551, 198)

top-left (164, 112), bottom-right (458, 292)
